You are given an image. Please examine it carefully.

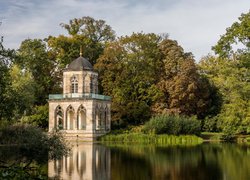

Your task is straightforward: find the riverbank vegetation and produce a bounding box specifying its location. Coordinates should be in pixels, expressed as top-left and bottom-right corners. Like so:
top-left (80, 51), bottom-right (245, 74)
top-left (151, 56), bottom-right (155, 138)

top-left (0, 11), bottom-right (249, 139)
top-left (143, 115), bottom-right (201, 135)
top-left (0, 124), bottom-right (69, 179)
top-left (100, 133), bottom-right (203, 145)
top-left (0, 124), bottom-right (69, 158)
top-left (100, 115), bottom-right (203, 145)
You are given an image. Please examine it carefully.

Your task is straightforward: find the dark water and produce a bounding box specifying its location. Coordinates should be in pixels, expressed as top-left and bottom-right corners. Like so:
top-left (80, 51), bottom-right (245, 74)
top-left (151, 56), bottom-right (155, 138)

top-left (1, 143), bottom-right (250, 179)
top-left (48, 142), bottom-right (250, 180)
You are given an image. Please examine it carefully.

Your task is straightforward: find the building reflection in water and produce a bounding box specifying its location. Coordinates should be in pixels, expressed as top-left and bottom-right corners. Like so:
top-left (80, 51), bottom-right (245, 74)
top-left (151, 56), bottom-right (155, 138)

top-left (48, 143), bottom-right (110, 180)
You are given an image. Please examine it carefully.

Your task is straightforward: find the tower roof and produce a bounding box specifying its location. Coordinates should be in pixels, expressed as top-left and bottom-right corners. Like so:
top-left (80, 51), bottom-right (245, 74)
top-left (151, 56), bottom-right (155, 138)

top-left (66, 56), bottom-right (93, 71)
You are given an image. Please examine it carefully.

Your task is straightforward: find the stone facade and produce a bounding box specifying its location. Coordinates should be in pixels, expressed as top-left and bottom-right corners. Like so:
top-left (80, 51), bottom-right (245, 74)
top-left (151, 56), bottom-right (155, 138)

top-left (63, 71), bottom-right (98, 94)
top-left (48, 56), bottom-right (111, 139)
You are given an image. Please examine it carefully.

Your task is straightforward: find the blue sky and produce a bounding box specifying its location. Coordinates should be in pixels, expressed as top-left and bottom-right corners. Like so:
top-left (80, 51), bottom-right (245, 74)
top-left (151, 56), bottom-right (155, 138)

top-left (0, 0), bottom-right (249, 60)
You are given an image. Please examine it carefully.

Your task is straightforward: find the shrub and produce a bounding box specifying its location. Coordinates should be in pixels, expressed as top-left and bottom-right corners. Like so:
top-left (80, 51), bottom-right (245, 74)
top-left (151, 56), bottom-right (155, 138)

top-left (0, 124), bottom-right (69, 161)
top-left (21, 104), bottom-right (49, 129)
top-left (202, 116), bottom-right (220, 132)
top-left (143, 114), bottom-right (201, 135)
top-left (0, 124), bottom-right (70, 179)
top-left (181, 116), bottom-right (201, 135)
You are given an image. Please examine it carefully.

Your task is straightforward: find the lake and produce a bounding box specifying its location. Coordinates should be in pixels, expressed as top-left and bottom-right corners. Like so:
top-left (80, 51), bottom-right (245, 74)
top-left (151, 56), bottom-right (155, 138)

top-left (47, 142), bottom-right (250, 180)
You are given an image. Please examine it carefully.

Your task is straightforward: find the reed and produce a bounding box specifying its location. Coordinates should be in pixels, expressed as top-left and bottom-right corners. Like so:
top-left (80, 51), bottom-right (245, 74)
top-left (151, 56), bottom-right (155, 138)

top-left (100, 133), bottom-right (203, 145)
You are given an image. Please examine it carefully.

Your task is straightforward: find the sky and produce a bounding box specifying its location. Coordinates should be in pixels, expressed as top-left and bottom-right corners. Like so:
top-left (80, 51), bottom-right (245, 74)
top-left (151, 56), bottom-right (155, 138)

top-left (0, 0), bottom-right (249, 60)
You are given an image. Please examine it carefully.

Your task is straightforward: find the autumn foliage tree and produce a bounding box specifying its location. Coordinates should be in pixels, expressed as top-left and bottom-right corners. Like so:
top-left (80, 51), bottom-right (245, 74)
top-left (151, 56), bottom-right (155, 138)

top-left (153, 39), bottom-right (218, 119)
top-left (96, 33), bottom-right (217, 127)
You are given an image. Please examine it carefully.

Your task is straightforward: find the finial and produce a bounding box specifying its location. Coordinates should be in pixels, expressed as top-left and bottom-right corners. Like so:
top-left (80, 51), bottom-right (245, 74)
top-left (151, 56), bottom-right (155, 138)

top-left (80, 46), bottom-right (83, 57)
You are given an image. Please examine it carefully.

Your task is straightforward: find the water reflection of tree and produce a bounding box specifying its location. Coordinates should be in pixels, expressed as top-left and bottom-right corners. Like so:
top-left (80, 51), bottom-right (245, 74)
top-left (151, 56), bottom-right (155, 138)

top-left (216, 144), bottom-right (250, 180)
top-left (110, 144), bottom-right (225, 180)
top-left (110, 147), bottom-right (152, 180)
top-left (0, 126), bottom-right (69, 179)
top-left (0, 146), bottom-right (48, 178)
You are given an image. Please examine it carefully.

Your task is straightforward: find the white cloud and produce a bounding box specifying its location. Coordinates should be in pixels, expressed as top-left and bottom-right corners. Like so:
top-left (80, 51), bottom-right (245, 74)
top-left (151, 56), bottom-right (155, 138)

top-left (0, 0), bottom-right (249, 60)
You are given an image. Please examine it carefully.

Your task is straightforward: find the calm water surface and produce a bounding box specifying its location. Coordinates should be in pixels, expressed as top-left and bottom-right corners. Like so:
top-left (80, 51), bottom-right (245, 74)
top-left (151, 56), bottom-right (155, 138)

top-left (1, 142), bottom-right (249, 179)
top-left (48, 142), bottom-right (250, 180)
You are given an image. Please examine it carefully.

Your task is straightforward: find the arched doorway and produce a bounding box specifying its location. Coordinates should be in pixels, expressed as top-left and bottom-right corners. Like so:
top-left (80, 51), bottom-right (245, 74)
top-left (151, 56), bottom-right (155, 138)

top-left (95, 106), bottom-right (100, 130)
top-left (66, 105), bottom-right (75, 130)
top-left (104, 107), bottom-right (108, 131)
top-left (77, 105), bottom-right (86, 130)
top-left (100, 107), bottom-right (104, 130)
top-left (55, 106), bottom-right (63, 130)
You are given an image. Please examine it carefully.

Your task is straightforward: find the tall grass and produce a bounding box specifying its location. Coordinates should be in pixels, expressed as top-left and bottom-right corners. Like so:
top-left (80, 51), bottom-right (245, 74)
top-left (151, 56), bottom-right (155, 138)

top-left (100, 133), bottom-right (203, 145)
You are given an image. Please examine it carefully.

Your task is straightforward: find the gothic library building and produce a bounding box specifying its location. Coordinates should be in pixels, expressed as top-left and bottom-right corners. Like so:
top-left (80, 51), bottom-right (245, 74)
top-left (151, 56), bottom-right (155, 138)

top-left (48, 55), bottom-right (111, 139)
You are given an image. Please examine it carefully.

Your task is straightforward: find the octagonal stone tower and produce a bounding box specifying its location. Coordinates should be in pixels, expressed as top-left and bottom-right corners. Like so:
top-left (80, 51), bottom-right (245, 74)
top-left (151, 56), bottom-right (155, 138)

top-left (48, 55), bottom-right (111, 140)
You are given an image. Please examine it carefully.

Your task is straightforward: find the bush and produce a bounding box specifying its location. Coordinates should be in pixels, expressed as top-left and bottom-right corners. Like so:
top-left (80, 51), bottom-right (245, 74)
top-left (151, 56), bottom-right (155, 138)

top-left (202, 116), bottom-right (220, 132)
top-left (0, 124), bottom-right (69, 161)
top-left (143, 114), bottom-right (201, 135)
top-left (0, 124), bottom-right (70, 179)
top-left (21, 104), bottom-right (49, 129)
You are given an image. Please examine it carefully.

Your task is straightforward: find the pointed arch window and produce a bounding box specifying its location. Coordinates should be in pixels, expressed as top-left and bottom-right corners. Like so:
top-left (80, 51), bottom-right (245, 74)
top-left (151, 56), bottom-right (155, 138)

top-left (104, 107), bottom-right (107, 130)
top-left (55, 106), bottom-right (63, 130)
top-left (66, 105), bottom-right (75, 130)
top-left (71, 76), bottom-right (78, 93)
top-left (77, 105), bottom-right (86, 130)
top-left (90, 76), bottom-right (93, 93)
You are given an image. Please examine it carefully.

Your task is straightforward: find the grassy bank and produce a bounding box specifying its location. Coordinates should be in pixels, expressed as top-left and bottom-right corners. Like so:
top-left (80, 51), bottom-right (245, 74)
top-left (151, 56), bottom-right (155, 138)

top-left (201, 132), bottom-right (250, 143)
top-left (100, 133), bottom-right (203, 145)
top-left (200, 132), bottom-right (223, 142)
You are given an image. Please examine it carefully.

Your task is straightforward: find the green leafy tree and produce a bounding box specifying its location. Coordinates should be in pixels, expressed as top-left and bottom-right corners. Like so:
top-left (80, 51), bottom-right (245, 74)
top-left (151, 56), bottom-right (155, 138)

top-left (199, 56), bottom-right (250, 134)
top-left (17, 39), bottom-right (60, 105)
top-left (212, 11), bottom-right (250, 58)
top-left (95, 33), bottom-right (163, 126)
top-left (48, 16), bottom-right (116, 67)
top-left (60, 16), bottom-right (115, 42)
top-left (201, 11), bottom-right (250, 134)
top-left (0, 37), bottom-right (15, 122)
top-left (9, 64), bottom-right (36, 120)
top-left (21, 104), bottom-right (49, 129)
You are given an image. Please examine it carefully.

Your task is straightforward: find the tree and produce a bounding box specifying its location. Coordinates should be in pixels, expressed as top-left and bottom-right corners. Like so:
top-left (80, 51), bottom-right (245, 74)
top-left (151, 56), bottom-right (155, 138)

top-left (60, 16), bottom-right (115, 42)
top-left (9, 64), bottom-right (36, 120)
top-left (212, 11), bottom-right (250, 59)
top-left (21, 104), bottom-right (49, 129)
top-left (95, 33), bottom-right (163, 126)
top-left (154, 39), bottom-right (218, 119)
top-left (48, 16), bottom-right (116, 66)
top-left (199, 55), bottom-right (250, 134)
top-left (96, 33), bottom-right (218, 127)
top-left (0, 37), bottom-right (15, 122)
top-left (17, 39), bottom-right (60, 105)
top-left (201, 11), bottom-right (250, 134)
